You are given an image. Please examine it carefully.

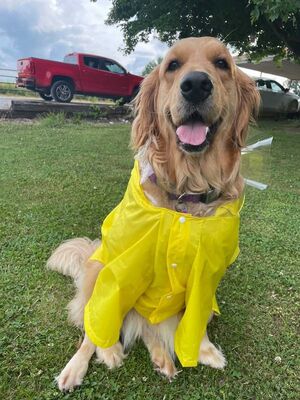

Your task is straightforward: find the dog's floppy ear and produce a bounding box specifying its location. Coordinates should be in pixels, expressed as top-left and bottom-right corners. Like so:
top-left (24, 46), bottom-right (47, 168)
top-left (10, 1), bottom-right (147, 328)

top-left (233, 68), bottom-right (260, 148)
top-left (131, 66), bottom-right (160, 151)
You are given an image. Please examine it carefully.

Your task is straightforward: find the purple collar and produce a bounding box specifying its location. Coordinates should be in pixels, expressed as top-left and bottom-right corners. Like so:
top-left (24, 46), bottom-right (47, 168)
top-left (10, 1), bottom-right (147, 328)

top-left (148, 173), bottom-right (221, 205)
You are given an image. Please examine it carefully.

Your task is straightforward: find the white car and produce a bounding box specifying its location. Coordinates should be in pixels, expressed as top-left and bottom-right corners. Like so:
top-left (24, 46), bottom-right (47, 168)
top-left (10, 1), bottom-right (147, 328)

top-left (255, 79), bottom-right (299, 115)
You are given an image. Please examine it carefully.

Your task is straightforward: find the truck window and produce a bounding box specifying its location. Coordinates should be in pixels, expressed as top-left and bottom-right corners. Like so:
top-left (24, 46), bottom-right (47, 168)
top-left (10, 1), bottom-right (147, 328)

top-left (84, 56), bottom-right (100, 70)
top-left (64, 54), bottom-right (77, 64)
top-left (102, 61), bottom-right (126, 74)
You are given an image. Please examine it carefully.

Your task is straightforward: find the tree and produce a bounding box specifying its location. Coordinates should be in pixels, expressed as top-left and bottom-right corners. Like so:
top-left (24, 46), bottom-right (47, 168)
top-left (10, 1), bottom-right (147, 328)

top-left (100, 0), bottom-right (300, 60)
top-left (142, 56), bottom-right (163, 76)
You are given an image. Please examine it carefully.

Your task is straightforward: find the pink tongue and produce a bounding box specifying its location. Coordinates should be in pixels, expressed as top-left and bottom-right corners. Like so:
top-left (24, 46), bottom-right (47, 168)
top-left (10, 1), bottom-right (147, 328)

top-left (176, 122), bottom-right (208, 146)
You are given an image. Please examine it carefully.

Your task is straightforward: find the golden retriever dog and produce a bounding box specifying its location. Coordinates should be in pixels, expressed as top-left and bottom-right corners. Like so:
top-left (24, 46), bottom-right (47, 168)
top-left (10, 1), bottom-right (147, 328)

top-left (47, 37), bottom-right (259, 391)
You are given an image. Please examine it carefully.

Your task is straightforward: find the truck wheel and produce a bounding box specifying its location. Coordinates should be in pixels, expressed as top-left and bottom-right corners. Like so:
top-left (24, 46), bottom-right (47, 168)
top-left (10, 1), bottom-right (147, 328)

top-left (51, 80), bottom-right (74, 103)
top-left (39, 92), bottom-right (53, 101)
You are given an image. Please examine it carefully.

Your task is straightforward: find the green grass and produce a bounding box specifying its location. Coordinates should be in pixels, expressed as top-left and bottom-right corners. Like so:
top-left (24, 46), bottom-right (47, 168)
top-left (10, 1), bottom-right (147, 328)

top-left (0, 82), bottom-right (39, 97)
top-left (0, 117), bottom-right (299, 400)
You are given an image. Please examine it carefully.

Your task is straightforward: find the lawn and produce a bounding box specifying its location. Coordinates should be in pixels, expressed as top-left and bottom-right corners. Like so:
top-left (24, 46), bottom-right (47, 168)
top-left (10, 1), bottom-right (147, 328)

top-left (0, 116), bottom-right (299, 400)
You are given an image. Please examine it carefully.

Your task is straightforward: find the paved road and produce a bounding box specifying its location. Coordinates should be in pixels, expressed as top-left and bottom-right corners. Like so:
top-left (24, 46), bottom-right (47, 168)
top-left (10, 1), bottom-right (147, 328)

top-left (0, 97), bottom-right (13, 109)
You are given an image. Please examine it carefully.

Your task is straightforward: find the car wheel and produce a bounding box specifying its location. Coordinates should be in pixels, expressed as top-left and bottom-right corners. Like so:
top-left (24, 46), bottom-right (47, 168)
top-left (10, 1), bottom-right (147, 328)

top-left (51, 80), bottom-right (74, 103)
top-left (39, 92), bottom-right (53, 101)
top-left (288, 100), bottom-right (298, 113)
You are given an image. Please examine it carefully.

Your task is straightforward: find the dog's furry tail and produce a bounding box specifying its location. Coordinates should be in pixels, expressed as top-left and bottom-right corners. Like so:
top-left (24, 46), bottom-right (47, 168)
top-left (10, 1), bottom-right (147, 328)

top-left (47, 237), bottom-right (100, 327)
top-left (47, 237), bottom-right (100, 283)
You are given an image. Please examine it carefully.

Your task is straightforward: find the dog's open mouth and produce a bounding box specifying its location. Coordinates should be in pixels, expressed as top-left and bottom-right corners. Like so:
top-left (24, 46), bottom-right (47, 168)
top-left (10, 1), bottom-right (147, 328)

top-left (175, 112), bottom-right (218, 153)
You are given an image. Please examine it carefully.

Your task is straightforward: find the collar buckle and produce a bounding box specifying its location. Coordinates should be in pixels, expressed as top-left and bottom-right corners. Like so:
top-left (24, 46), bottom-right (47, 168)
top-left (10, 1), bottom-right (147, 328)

top-left (203, 188), bottom-right (218, 204)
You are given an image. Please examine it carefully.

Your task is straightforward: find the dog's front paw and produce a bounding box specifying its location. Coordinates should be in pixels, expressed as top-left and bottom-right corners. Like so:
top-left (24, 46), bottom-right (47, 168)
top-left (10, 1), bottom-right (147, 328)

top-left (96, 342), bottom-right (125, 369)
top-left (199, 343), bottom-right (226, 369)
top-left (56, 354), bottom-right (89, 392)
top-left (152, 349), bottom-right (178, 380)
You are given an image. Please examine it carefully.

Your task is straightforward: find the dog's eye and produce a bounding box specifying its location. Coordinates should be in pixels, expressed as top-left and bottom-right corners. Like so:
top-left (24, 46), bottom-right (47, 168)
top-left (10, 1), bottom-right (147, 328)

top-left (214, 59), bottom-right (229, 70)
top-left (167, 60), bottom-right (180, 72)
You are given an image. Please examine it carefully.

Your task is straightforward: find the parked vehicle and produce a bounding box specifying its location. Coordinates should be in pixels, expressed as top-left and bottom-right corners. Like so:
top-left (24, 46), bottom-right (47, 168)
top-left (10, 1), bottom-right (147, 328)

top-left (16, 53), bottom-right (143, 103)
top-left (255, 79), bottom-right (299, 115)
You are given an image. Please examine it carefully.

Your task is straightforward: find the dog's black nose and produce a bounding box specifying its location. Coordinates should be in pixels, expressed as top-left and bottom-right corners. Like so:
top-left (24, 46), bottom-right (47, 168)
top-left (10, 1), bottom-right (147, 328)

top-left (180, 72), bottom-right (213, 104)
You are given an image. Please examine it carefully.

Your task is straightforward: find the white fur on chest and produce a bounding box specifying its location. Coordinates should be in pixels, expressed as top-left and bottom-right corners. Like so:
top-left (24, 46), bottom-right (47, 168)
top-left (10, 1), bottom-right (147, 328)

top-left (136, 155), bottom-right (159, 206)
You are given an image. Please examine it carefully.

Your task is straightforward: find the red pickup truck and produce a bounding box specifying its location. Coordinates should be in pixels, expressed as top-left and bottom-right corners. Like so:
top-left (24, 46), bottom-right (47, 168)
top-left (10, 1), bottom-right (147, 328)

top-left (16, 53), bottom-right (143, 103)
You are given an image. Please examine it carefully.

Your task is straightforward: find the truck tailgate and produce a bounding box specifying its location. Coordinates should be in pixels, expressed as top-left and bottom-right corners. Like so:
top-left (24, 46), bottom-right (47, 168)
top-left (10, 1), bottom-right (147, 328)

top-left (17, 58), bottom-right (35, 77)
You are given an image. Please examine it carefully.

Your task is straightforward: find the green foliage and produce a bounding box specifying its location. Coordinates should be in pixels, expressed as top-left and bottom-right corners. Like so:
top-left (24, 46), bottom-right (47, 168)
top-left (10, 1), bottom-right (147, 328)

top-left (250, 0), bottom-right (299, 23)
top-left (88, 104), bottom-right (109, 119)
top-left (142, 57), bottom-right (163, 76)
top-left (72, 112), bottom-right (84, 125)
top-left (115, 97), bottom-right (126, 106)
top-left (0, 119), bottom-right (299, 399)
top-left (102, 0), bottom-right (300, 60)
top-left (39, 112), bottom-right (67, 128)
top-left (39, 111), bottom-right (84, 126)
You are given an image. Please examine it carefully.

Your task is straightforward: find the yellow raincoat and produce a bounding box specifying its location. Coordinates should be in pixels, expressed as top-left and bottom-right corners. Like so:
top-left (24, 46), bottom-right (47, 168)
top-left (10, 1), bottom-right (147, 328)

top-left (84, 161), bottom-right (243, 367)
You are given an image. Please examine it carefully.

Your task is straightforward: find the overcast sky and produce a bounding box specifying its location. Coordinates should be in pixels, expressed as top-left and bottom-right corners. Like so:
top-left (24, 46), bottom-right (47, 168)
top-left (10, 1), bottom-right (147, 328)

top-left (0, 0), bottom-right (286, 83)
top-left (0, 0), bottom-right (168, 75)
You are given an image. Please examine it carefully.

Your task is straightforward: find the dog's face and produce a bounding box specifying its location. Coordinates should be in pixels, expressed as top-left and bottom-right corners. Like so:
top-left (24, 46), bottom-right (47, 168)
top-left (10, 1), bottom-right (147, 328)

top-left (158, 37), bottom-right (245, 154)
top-left (132, 37), bottom-right (260, 194)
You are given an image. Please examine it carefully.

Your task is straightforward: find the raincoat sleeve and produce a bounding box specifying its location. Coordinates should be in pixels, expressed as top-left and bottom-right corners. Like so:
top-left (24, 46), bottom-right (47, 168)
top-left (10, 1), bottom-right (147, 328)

top-left (174, 216), bottom-right (240, 367)
top-left (84, 235), bottom-right (155, 349)
top-left (174, 258), bottom-right (215, 367)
